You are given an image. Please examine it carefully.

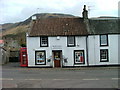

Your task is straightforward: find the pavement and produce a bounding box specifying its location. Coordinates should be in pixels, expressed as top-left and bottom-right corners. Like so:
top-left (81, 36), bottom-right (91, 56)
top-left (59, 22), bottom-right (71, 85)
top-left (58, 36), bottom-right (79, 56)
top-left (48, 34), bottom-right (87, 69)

top-left (2, 62), bottom-right (120, 70)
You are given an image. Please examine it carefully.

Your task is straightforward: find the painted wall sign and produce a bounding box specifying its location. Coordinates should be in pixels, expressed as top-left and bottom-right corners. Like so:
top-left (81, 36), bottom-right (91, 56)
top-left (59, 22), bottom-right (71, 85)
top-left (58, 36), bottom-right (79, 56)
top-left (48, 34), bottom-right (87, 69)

top-left (52, 45), bottom-right (62, 49)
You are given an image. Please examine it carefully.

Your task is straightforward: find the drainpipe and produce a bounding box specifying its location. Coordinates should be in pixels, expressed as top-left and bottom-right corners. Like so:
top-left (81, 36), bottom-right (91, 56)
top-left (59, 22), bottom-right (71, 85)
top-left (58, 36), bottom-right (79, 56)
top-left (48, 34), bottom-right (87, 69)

top-left (86, 35), bottom-right (89, 66)
top-left (82, 5), bottom-right (89, 66)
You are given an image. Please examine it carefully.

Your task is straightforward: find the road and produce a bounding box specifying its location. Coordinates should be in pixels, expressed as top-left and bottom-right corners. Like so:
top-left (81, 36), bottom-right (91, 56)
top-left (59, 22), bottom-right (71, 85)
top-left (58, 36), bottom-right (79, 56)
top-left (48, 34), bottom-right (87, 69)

top-left (1, 62), bottom-right (120, 88)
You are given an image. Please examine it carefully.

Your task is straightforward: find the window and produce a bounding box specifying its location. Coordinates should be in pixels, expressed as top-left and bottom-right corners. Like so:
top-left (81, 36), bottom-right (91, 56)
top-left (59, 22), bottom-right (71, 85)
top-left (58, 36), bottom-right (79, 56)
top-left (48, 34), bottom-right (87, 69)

top-left (100, 35), bottom-right (108, 46)
top-left (40, 36), bottom-right (48, 47)
top-left (100, 49), bottom-right (109, 62)
top-left (67, 36), bottom-right (75, 47)
top-left (74, 50), bottom-right (85, 64)
top-left (35, 51), bottom-right (46, 65)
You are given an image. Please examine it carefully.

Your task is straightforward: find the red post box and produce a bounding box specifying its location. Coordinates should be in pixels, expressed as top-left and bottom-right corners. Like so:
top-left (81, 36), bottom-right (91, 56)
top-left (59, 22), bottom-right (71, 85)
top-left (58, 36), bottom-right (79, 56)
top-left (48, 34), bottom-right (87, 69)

top-left (20, 47), bottom-right (28, 67)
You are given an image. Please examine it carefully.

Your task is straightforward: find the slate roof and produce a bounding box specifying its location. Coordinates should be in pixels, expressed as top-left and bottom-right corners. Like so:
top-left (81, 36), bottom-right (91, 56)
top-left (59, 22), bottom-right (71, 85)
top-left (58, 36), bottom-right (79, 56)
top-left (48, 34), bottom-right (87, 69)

top-left (29, 18), bottom-right (119, 36)
top-left (29, 18), bottom-right (88, 36)
top-left (89, 19), bottom-right (119, 34)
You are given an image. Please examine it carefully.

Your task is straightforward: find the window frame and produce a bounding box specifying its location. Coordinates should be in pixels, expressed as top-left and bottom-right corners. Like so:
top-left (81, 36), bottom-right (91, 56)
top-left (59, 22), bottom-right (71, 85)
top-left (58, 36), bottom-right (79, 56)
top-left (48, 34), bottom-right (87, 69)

top-left (67, 36), bottom-right (75, 47)
top-left (35, 50), bottom-right (46, 65)
top-left (40, 36), bottom-right (48, 47)
top-left (74, 50), bottom-right (85, 64)
top-left (100, 34), bottom-right (108, 46)
top-left (100, 49), bottom-right (109, 62)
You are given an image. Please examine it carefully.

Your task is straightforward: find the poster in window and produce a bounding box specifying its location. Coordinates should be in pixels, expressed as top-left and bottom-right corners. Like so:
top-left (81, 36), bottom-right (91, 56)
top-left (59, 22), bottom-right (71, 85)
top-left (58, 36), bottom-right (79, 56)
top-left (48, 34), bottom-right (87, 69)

top-left (100, 49), bottom-right (108, 62)
top-left (74, 50), bottom-right (84, 64)
top-left (35, 51), bottom-right (46, 65)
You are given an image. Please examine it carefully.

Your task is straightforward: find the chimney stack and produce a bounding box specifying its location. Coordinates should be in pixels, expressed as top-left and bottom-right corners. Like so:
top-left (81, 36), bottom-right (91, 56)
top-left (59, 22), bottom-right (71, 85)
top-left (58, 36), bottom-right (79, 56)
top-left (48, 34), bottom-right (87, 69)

top-left (82, 5), bottom-right (88, 19)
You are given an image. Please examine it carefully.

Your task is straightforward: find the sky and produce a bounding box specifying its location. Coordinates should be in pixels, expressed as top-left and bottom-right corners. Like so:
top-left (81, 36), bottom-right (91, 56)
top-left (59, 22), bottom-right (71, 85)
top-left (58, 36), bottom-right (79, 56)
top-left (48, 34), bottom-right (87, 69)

top-left (0, 0), bottom-right (119, 24)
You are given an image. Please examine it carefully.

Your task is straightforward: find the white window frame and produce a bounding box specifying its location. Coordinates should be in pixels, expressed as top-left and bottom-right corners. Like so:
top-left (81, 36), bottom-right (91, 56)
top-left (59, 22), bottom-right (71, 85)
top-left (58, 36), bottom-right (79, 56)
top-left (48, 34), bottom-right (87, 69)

top-left (35, 51), bottom-right (46, 65)
top-left (100, 49), bottom-right (109, 62)
top-left (40, 36), bottom-right (48, 47)
top-left (74, 50), bottom-right (85, 64)
top-left (67, 36), bottom-right (75, 47)
top-left (100, 35), bottom-right (108, 46)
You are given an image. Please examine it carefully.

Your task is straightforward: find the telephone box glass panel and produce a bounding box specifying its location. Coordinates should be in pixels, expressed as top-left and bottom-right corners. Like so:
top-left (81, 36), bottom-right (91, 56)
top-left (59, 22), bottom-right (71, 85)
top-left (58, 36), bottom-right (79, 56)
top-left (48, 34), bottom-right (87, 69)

top-left (22, 52), bottom-right (27, 64)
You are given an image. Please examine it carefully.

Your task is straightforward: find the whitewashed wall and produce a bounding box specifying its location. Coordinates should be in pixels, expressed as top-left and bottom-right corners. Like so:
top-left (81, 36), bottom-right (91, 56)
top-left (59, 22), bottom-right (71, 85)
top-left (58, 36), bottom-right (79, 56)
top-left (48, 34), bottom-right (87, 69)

top-left (27, 36), bottom-right (87, 67)
top-left (88, 34), bottom-right (120, 66)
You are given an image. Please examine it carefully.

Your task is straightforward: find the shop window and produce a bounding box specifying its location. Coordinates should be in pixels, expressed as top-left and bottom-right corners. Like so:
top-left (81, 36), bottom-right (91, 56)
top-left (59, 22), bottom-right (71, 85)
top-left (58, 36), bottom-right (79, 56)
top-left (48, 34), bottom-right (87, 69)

top-left (74, 50), bottom-right (85, 64)
top-left (35, 51), bottom-right (46, 65)
top-left (100, 35), bottom-right (108, 46)
top-left (100, 49), bottom-right (109, 62)
top-left (67, 36), bottom-right (75, 47)
top-left (40, 36), bottom-right (48, 47)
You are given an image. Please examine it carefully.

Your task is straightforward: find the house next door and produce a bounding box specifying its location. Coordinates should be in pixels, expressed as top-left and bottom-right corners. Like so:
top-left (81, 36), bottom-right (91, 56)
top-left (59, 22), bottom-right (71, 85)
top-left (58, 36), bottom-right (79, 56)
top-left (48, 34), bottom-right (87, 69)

top-left (53, 51), bottom-right (62, 67)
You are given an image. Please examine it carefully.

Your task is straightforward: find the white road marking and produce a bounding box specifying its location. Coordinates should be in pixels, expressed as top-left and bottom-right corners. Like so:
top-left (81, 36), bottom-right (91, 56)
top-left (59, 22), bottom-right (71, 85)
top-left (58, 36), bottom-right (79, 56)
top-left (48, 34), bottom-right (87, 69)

top-left (83, 78), bottom-right (99, 80)
top-left (24, 79), bottom-right (42, 80)
top-left (1, 78), bottom-right (13, 80)
top-left (111, 78), bottom-right (120, 80)
top-left (53, 79), bottom-right (69, 80)
top-left (2, 78), bottom-right (119, 81)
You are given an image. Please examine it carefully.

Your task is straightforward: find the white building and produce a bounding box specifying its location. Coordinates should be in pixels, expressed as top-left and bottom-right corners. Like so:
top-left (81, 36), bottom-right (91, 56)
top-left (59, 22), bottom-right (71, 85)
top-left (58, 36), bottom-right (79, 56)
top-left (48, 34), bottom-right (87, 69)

top-left (27, 5), bottom-right (120, 67)
top-left (88, 18), bottom-right (119, 66)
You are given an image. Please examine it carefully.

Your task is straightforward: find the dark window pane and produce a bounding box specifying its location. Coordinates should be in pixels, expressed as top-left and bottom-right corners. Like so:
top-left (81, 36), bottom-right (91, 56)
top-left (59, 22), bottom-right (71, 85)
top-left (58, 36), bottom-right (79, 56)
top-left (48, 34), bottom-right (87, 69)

top-left (35, 51), bottom-right (46, 65)
top-left (100, 35), bottom-right (108, 46)
top-left (74, 50), bottom-right (84, 64)
top-left (41, 37), bottom-right (48, 46)
top-left (68, 36), bottom-right (75, 46)
top-left (100, 49), bottom-right (108, 62)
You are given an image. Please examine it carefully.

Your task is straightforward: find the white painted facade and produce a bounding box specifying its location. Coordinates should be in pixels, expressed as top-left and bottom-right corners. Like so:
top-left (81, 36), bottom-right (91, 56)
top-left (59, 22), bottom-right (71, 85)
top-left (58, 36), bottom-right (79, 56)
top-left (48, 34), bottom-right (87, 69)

top-left (27, 36), bottom-right (87, 67)
top-left (27, 34), bottom-right (120, 67)
top-left (88, 34), bottom-right (120, 66)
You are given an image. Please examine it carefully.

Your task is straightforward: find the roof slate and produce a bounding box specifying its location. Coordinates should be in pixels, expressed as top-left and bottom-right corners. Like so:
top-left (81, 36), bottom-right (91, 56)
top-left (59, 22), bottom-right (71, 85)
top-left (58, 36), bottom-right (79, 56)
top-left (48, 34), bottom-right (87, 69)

top-left (29, 18), bottom-right (88, 36)
top-left (89, 19), bottom-right (119, 34)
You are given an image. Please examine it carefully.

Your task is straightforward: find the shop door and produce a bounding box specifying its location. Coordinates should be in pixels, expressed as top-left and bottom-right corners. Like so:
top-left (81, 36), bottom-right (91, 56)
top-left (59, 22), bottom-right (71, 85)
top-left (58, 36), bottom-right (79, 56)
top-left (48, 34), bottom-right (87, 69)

top-left (53, 51), bottom-right (62, 67)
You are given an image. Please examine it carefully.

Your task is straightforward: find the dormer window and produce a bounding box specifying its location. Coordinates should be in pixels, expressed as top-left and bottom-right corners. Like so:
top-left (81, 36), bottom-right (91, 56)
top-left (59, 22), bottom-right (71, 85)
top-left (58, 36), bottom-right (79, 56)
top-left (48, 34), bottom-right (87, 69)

top-left (67, 36), bottom-right (75, 47)
top-left (40, 36), bottom-right (48, 47)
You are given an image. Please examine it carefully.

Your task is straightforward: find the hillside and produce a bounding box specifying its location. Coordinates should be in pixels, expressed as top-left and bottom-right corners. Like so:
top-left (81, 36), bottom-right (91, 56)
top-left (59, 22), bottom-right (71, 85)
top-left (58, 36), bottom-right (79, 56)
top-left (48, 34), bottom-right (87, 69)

top-left (1, 13), bottom-right (76, 50)
top-left (2, 13), bottom-right (76, 35)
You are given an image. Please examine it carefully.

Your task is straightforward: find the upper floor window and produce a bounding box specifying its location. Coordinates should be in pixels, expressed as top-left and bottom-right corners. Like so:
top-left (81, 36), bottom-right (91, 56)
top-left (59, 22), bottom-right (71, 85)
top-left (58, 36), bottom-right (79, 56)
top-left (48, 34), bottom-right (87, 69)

top-left (40, 36), bottom-right (48, 47)
top-left (67, 36), bottom-right (75, 47)
top-left (100, 35), bottom-right (108, 46)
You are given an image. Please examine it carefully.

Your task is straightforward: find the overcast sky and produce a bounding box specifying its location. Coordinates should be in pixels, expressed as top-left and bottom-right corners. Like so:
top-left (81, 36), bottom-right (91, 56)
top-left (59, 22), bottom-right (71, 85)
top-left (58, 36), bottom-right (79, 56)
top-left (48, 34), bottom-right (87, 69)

top-left (0, 0), bottom-right (119, 24)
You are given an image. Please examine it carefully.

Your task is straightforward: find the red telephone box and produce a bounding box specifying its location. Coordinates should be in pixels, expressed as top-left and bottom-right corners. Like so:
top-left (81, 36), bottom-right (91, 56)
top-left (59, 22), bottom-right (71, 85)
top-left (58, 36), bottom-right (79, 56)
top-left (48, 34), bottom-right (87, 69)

top-left (20, 47), bottom-right (28, 67)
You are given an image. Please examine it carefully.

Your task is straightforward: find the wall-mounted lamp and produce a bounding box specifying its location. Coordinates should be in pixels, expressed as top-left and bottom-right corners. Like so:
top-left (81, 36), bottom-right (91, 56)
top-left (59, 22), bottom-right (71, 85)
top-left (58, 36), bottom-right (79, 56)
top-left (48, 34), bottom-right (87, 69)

top-left (57, 36), bottom-right (60, 40)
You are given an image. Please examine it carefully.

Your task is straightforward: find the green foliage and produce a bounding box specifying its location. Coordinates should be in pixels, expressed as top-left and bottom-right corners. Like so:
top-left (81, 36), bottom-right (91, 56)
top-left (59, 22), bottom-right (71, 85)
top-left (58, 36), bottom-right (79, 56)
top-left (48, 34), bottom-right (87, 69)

top-left (21, 44), bottom-right (26, 47)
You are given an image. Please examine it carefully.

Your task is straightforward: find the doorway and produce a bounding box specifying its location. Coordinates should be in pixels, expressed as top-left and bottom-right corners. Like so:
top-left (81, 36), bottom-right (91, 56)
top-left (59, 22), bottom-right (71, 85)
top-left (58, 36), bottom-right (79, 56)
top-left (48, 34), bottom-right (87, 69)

top-left (52, 50), bottom-right (62, 67)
